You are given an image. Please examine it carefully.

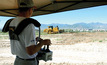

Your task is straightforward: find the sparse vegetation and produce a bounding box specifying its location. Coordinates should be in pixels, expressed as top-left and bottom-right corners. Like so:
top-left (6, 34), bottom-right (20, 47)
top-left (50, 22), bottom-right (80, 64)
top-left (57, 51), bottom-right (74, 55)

top-left (0, 31), bottom-right (8, 35)
top-left (35, 30), bottom-right (48, 36)
top-left (99, 40), bottom-right (103, 42)
top-left (0, 31), bottom-right (9, 40)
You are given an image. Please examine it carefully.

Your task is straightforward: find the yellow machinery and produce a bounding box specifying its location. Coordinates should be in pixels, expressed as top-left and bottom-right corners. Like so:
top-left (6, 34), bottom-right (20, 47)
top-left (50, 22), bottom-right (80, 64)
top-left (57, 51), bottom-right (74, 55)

top-left (44, 26), bottom-right (59, 34)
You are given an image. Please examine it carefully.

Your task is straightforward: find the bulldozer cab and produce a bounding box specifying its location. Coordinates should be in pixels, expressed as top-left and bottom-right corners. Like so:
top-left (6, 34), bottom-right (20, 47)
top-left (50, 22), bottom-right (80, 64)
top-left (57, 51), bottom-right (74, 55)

top-left (48, 26), bottom-right (53, 30)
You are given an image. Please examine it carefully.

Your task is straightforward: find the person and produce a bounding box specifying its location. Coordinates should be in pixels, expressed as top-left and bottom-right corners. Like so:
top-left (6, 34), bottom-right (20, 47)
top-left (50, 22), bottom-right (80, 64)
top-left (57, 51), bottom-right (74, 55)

top-left (3, 1), bottom-right (51, 65)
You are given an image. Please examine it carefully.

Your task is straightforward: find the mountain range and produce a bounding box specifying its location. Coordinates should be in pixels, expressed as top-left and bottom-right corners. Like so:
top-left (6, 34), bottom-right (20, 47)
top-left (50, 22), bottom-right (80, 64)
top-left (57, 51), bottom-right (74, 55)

top-left (41, 22), bottom-right (107, 30)
top-left (0, 22), bottom-right (107, 31)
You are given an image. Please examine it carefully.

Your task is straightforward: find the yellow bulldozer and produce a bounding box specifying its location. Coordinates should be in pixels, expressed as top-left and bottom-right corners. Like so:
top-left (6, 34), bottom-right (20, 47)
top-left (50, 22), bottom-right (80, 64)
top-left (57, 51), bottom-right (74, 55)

top-left (43, 26), bottom-right (64, 34)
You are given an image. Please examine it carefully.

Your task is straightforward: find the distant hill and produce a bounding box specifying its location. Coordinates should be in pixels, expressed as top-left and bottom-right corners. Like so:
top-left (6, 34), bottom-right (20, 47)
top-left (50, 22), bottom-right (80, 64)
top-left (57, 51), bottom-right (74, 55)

top-left (0, 22), bottom-right (106, 30)
top-left (41, 22), bottom-right (107, 30)
top-left (71, 22), bottom-right (107, 29)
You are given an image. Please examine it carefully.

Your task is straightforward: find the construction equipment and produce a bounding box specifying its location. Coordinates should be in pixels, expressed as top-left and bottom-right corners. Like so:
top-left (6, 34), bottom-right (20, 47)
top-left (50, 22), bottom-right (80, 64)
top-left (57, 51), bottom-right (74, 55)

top-left (44, 26), bottom-right (60, 34)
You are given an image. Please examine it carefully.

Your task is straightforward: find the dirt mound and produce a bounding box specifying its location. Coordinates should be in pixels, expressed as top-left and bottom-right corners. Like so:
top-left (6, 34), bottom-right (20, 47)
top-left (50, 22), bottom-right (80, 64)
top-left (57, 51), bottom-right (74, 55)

top-left (41, 32), bottom-right (107, 45)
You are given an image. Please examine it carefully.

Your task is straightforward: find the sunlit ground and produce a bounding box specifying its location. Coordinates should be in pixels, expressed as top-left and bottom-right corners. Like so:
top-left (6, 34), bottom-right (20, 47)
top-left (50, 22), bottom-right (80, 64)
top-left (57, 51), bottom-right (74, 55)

top-left (0, 32), bottom-right (107, 65)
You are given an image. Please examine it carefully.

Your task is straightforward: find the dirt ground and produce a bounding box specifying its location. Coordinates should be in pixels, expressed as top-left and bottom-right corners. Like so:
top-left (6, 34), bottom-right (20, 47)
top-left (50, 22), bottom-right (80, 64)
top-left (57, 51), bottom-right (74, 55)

top-left (0, 32), bottom-right (107, 65)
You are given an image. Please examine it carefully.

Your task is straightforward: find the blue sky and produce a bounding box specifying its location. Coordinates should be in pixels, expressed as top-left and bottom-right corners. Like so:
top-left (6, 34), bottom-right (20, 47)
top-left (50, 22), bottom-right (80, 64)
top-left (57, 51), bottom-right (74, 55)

top-left (0, 5), bottom-right (107, 28)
